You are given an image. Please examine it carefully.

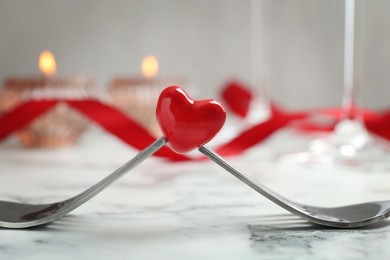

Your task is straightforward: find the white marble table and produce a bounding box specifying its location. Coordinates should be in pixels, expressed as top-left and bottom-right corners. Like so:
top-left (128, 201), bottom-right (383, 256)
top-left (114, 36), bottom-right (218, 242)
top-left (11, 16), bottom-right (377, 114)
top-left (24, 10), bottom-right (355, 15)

top-left (1, 127), bottom-right (390, 259)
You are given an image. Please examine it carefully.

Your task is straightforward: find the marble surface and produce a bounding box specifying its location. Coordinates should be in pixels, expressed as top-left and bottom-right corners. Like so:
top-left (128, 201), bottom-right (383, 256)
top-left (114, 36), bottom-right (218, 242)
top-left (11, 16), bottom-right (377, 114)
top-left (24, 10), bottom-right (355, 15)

top-left (1, 127), bottom-right (390, 259)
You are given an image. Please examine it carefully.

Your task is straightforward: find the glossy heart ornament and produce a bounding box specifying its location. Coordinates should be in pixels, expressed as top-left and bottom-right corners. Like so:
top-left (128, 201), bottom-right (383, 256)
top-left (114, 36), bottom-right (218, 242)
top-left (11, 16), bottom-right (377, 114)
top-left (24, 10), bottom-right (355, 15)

top-left (156, 86), bottom-right (226, 153)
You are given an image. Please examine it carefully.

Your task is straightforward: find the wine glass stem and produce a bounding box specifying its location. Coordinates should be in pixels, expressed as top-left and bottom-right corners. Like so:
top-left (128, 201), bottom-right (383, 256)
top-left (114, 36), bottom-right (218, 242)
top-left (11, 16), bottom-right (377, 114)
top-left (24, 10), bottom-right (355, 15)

top-left (340, 0), bottom-right (361, 123)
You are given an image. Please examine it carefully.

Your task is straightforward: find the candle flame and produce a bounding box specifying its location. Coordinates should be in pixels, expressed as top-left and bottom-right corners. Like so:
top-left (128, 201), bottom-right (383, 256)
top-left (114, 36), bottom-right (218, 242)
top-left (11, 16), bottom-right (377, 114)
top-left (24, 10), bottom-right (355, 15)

top-left (142, 55), bottom-right (159, 78)
top-left (39, 51), bottom-right (57, 76)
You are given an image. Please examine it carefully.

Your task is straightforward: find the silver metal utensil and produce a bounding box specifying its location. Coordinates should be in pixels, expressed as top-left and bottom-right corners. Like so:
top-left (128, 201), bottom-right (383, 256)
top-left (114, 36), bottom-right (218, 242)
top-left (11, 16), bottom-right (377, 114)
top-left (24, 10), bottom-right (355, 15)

top-left (0, 137), bottom-right (167, 229)
top-left (1, 137), bottom-right (389, 229)
top-left (199, 146), bottom-right (390, 228)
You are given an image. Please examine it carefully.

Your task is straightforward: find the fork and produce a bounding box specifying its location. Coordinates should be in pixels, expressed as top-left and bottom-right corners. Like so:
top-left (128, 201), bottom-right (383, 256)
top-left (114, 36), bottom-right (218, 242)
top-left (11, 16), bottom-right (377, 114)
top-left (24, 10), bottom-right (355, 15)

top-left (1, 137), bottom-right (389, 228)
top-left (199, 146), bottom-right (390, 228)
top-left (0, 138), bottom-right (165, 228)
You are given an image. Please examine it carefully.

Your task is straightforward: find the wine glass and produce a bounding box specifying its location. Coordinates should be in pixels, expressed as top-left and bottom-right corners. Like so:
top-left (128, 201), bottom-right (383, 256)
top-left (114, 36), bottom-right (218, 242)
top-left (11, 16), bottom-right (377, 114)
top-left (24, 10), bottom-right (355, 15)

top-left (279, 0), bottom-right (390, 169)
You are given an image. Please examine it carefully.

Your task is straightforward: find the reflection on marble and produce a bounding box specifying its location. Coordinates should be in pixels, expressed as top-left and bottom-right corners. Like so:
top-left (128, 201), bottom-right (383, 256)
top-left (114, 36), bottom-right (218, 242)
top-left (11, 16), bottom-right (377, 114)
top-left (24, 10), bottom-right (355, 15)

top-left (0, 127), bottom-right (389, 259)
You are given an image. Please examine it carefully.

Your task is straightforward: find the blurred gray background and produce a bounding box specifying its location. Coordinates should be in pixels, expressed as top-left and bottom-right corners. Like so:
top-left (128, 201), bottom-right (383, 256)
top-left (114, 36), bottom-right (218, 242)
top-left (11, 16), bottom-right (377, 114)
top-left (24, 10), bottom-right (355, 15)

top-left (0, 0), bottom-right (388, 110)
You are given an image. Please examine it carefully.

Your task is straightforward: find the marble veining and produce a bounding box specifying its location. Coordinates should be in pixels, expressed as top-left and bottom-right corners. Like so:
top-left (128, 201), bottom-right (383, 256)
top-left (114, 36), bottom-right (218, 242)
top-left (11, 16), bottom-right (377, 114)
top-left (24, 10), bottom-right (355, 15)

top-left (249, 224), bottom-right (390, 258)
top-left (0, 128), bottom-right (390, 259)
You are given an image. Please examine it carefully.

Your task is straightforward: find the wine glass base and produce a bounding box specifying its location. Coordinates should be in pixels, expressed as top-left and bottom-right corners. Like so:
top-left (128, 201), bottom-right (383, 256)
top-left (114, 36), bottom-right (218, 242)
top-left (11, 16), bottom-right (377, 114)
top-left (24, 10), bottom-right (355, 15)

top-left (278, 120), bottom-right (390, 170)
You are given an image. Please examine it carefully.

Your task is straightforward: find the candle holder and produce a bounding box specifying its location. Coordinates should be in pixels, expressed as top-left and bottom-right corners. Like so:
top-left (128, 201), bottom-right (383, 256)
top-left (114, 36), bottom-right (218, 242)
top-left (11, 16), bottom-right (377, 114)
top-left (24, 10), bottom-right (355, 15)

top-left (108, 76), bottom-right (186, 136)
top-left (0, 76), bottom-right (100, 148)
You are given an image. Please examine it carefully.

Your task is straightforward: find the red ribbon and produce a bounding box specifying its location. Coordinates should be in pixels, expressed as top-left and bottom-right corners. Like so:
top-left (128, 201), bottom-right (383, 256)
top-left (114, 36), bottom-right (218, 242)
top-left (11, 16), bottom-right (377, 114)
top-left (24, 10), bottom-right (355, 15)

top-left (0, 100), bottom-right (58, 140)
top-left (220, 80), bottom-right (390, 142)
top-left (66, 100), bottom-right (190, 162)
top-left (1, 99), bottom-right (389, 162)
top-left (292, 107), bottom-right (390, 141)
top-left (221, 81), bottom-right (253, 118)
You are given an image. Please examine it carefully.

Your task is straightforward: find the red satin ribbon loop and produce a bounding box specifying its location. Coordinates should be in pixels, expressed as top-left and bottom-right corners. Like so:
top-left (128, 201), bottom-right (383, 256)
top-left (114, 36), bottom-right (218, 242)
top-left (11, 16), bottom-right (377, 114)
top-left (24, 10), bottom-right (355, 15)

top-left (1, 99), bottom-right (389, 162)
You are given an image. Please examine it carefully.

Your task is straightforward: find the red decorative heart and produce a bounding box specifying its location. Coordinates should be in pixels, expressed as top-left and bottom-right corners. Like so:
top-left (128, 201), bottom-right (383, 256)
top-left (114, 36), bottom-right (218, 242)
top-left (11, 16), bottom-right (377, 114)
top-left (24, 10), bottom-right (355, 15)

top-left (156, 86), bottom-right (226, 153)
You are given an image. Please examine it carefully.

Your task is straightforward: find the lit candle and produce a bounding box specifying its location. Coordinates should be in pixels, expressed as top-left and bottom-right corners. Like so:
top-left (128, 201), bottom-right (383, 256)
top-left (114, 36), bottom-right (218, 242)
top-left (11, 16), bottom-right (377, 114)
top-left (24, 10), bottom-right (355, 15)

top-left (0, 50), bottom-right (99, 148)
top-left (39, 50), bottom-right (57, 76)
top-left (108, 55), bottom-right (186, 136)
